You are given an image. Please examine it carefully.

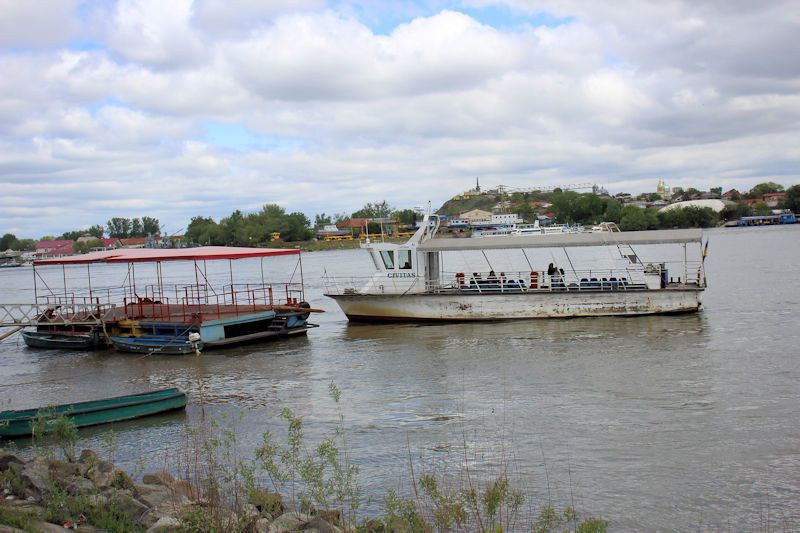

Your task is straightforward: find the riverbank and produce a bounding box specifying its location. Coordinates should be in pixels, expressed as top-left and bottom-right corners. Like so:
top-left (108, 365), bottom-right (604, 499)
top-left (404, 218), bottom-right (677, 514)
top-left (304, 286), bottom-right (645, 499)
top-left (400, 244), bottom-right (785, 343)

top-left (0, 407), bottom-right (608, 533)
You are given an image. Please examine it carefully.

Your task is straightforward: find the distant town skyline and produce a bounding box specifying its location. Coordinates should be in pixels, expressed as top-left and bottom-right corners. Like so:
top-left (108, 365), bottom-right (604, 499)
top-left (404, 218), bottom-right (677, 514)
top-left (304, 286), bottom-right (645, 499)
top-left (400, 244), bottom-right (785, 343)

top-left (2, 0), bottom-right (799, 238)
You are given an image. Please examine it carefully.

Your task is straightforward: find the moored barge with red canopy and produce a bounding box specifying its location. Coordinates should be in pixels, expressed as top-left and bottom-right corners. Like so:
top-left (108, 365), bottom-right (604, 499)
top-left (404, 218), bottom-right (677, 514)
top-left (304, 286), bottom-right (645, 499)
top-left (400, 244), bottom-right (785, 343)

top-left (13, 246), bottom-right (322, 354)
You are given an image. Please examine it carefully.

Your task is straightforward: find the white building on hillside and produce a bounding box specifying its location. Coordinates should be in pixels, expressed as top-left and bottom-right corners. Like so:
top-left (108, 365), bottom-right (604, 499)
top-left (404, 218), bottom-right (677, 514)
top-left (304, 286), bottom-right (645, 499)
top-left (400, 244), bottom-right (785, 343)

top-left (491, 213), bottom-right (523, 225)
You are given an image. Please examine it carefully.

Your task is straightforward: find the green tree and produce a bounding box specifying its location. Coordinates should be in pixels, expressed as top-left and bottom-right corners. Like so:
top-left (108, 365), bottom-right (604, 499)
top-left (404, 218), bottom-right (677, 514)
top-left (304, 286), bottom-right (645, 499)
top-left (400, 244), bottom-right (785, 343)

top-left (721, 203), bottom-right (752, 220)
top-left (517, 202), bottom-right (536, 223)
top-left (709, 187), bottom-right (722, 196)
top-left (87, 224), bottom-right (104, 238)
top-left (393, 209), bottom-right (417, 226)
top-left (285, 212), bottom-right (312, 241)
top-left (603, 199), bottom-right (622, 223)
top-left (752, 202), bottom-right (772, 215)
top-left (185, 216), bottom-right (222, 245)
top-left (106, 217), bottom-right (132, 238)
top-left (352, 201), bottom-right (393, 219)
top-left (747, 182), bottom-right (784, 199)
top-left (619, 206), bottom-right (648, 231)
top-left (551, 192), bottom-right (606, 224)
top-left (220, 210), bottom-right (246, 245)
top-left (619, 206), bottom-right (659, 231)
top-left (130, 218), bottom-right (143, 237)
top-left (60, 230), bottom-right (84, 240)
top-left (314, 213), bottom-right (333, 227)
top-left (729, 190), bottom-right (741, 201)
top-left (142, 216), bottom-right (160, 236)
top-left (73, 238), bottom-right (103, 254)
top-left (783, 184), bottom-right (800, 213)
top-left (10, 238), bottom-right (35, 251)
top-left (0, 233), bottom-right (16, 250)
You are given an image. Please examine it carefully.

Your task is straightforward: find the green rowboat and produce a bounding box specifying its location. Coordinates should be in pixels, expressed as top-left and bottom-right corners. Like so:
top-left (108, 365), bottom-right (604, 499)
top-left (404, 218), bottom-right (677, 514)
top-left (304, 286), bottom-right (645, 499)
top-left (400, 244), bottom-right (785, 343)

top-left (0, 388), bottom-right (187, 438)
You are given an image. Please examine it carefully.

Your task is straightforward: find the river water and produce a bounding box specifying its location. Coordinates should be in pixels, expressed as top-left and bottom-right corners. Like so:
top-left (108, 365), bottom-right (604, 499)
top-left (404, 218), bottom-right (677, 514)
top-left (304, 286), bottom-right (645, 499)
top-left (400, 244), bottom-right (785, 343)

top-left (0, 226), bottom-right (798, 531)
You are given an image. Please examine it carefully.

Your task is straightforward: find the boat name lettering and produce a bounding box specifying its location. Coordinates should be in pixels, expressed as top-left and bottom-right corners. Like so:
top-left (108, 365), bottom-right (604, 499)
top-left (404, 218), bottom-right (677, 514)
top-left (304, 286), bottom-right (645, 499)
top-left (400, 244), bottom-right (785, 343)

top-left (387, 273), bottom-right (416, 278)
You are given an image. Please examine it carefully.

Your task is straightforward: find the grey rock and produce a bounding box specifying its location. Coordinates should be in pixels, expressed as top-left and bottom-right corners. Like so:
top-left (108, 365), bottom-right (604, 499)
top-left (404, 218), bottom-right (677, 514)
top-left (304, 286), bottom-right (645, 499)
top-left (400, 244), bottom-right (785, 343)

top-left (302, 516), bottom-right (342, 533)
top-left (108, 490), bottom-right (154, 527)
top-left (145, 516), bottom-right (182, 533)
top-left (315, 509), bottom-right (342, 526)
top-left (85, 458), bottom-right (114, 486)
top-left (19, 458), bottom-right (49, 500)
top-left (141, 471), bottom-right (196, 500)
top-left (135, 484), bottom-right (191, 515)
top-left (241, 502), bottom-right (260, 523)
top-left (78, 449), bottom-right (98, 464)
top-left (268, 512), bottom-right (312, 533)
top-left (65, 475), bottom-right (95, 496)
top-left (86, 460), bottom-right (132, 490)
top-left (255, 517), bottom-right (272, 533)
top-left (86, 492), bottom-right (109, 507)
top-left (0, 525), bottom-right (26, 533)
top-left (46, 459), bottom-right (80, 480)
top-left (0, 451), bottom-right (24, 471)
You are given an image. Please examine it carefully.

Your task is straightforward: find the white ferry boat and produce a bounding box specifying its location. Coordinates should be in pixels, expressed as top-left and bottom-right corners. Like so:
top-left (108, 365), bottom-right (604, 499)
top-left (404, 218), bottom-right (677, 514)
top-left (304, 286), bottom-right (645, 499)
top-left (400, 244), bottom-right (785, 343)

top-left (472, 220), bottom-right (581, 238)
top-left (323, 215), bottom-right (705, 321)
top-left (473, 220), bottom-right (621, 238)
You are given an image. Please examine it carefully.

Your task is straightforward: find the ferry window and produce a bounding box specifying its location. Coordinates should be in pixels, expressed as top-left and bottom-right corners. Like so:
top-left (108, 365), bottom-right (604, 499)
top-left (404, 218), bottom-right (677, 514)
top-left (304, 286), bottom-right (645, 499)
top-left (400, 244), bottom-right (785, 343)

top-left (380, 250), bottom-right (395, 269)
top-left (398, 250), bottom-right (412, 269)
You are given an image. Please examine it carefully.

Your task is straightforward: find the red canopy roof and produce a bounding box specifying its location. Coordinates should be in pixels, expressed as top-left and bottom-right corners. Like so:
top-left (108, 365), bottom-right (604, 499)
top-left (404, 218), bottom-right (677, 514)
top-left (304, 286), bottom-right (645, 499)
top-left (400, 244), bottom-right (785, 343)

top-left (34, 246), bottom-right (300, 265)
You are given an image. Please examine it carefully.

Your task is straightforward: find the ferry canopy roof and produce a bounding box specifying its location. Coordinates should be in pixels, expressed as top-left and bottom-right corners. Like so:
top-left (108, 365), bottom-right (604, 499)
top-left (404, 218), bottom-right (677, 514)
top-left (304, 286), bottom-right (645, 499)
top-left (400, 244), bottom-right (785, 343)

top-left (417, 228), bottom-right (703, 252)
top-left (34, 246), bottom-right (300, 265)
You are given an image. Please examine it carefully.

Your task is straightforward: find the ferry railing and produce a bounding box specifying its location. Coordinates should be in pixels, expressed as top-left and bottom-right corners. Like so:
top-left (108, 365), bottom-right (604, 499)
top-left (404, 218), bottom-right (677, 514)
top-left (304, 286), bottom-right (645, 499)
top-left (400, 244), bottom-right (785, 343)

top-left (0, 302), bottom-right (117, 327)
top-left (440, 264), bottom-right (705, 292)
top-left (322, 274), bottom-right (423, 295)
top-left (118, 282), bottom-right (306, 323)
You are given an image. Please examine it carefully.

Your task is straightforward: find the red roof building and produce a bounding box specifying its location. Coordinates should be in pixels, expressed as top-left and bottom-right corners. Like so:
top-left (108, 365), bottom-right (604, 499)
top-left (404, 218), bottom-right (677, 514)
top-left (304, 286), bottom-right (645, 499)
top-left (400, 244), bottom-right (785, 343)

top-left (722, 189), bottom-right (739, 199)
top-left (119, 237), bottom-right (148, 248)
top-left (337, 218), bottom-right (370, 230)
top-left (35, 239), bottom-right (73, 253)
top-left (763, 192), bottom-right (785, 207)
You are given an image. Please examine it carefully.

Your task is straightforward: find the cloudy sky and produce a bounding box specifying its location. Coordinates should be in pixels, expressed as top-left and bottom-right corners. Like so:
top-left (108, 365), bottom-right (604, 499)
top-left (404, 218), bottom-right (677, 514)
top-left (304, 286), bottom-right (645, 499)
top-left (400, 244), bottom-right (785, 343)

top-left (1, 0), bottom-right (798, 237)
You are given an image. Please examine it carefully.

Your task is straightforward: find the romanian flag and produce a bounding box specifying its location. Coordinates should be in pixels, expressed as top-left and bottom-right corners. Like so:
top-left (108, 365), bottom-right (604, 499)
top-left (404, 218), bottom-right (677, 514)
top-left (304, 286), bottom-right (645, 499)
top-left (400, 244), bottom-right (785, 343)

top-left (702, 239), bottom-right (709, 261)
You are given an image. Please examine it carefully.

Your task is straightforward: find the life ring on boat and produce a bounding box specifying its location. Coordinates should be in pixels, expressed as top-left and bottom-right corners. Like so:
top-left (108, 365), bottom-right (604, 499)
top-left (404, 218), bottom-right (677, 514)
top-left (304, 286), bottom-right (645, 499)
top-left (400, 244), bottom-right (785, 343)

top-left (696, 267), bottom-right (702, 285)
top-left (297, 301), bottom-right (311, 320)
top-left (530, 271), bottom-right (539, 289)
top-left (456, 272), bottom-right (465, 286)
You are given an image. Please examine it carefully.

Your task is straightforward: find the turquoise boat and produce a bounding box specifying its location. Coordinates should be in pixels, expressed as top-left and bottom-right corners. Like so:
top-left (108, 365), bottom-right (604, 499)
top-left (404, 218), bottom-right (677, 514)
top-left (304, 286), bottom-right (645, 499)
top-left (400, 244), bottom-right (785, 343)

top-left (0, 388), bottom-right (187, 438)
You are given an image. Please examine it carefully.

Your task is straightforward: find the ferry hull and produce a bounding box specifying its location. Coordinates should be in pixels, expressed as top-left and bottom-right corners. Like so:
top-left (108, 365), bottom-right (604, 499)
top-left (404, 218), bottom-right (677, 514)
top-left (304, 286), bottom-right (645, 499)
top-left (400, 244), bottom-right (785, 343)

top-left (327, 289), bottom-right (702, 322)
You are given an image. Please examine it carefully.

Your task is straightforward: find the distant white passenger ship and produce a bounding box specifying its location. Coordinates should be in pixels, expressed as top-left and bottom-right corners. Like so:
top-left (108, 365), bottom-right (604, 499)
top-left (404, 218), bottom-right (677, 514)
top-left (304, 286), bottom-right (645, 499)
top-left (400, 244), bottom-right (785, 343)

top-left (472, 220), bottom-right (620, 238)
top-left (323, 215), bottom-right (705, 321)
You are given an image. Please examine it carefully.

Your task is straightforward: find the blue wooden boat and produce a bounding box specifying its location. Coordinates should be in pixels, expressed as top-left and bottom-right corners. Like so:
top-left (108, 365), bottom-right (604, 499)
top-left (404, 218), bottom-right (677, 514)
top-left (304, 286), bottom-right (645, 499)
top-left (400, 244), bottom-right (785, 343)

top-left (109, 335), bottom-right (201, 355)
top-left (0, 388), bottom-right (187, 438)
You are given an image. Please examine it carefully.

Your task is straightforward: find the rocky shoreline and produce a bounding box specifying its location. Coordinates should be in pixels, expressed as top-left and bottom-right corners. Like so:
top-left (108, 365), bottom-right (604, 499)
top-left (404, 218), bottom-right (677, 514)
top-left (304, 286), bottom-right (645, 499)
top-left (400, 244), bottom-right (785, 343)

top-left (0, 450), bottom-right (344, 533)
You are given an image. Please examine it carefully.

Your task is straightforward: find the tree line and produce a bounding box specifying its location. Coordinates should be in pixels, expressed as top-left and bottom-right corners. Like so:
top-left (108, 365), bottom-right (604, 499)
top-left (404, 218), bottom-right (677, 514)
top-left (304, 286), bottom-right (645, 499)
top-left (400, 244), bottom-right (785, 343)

top-left (519, 183), bottom-right (800, 231)
top-left (0, 216), bottom-right (162, 253)
top-left (185, 204), bottom-right (312, 245)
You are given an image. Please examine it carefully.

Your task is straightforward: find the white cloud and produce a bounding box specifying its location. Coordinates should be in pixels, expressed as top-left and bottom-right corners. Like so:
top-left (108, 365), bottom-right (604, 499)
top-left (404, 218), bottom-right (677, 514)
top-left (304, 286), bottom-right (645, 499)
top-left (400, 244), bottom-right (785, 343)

top-left (104, 0), bottom-right (206, 67)
top-left (0, 1), bottom-right (799, 237)
top-left (0, 0), bottom-right (81, 48)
